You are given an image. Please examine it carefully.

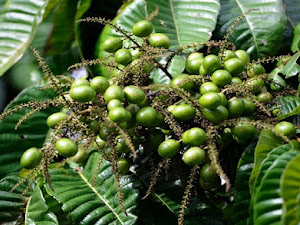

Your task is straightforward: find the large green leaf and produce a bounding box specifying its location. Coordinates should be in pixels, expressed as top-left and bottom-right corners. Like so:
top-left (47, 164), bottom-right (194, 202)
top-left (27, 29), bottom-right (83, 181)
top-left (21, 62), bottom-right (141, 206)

top-left (232, 142), bottom-right (255, 225)
top-left (215, 0), bottom-right (287, 58)
top-left (26, 186), bottom-right (58, 225)
top-left (277, 96), bottom-right (300, 124)
top-left (285, 0), bottom-right (300, 28)
top-left (281, 152), bottom-right (300, 225)
top-left (253, 150), bottom-right (299, 225)
top-left (0, 0), bottom-right (48, 76)
top-left (281, 51), bottom-right (300, 78)
top-left (249, 130), bottom-right (284, 193)
top-left (47, 152), bottom-right (138, 225)
top-left (0, 86), bottom-right (58, 178)
top-left (0, 176), bottom-right (34, 223)
top-left (291, 24), bottom-right (300, 52)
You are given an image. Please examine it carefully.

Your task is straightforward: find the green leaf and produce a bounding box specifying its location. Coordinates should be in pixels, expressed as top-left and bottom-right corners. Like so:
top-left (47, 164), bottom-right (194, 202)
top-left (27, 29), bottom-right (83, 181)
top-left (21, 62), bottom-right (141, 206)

top-left (0, 0), bottom-right (48, 76)
top-left (47, 152), bottom-right (138, 225)
top-left (249, 130), bottom-right (284, 193)
top-left (253, 150), bottom-right (299, 225)
top-left (281, 52), bottom-right (300, 78)
top-left (277, 96), bottom-right (300, 124)
top-left (26, 186), bottom-right (58, 225)
top-left (291, 24), bottom-right (300, 52)
top-left (145, 0), bottom-right (220, 49)
top-left (43, 0), bottom-right (61, 20)
top-left (285, 0), bottom-right (300, 28)
top-left (215, 0), bottom-right (287, 58)
top-left (232, 142), bottom-right (255, 225)
top-left (281, 152), bottom-right (300, 225)
top-left (0, 86), bottom-right (58, 178)
top-left (44, 0), bottom-right (79, 55)
top-left (267, 68), bottom-right (286, 90)
top-left (0, 176), bottom-right (34, 223)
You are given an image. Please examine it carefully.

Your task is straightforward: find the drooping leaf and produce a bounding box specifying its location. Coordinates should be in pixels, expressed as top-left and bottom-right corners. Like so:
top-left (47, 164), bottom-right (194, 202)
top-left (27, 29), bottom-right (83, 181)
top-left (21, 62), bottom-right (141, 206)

top-left (281, 52), bottom-right (300, 78)
top-left (291, 24), bottom-right (300, 52)
top-left (43, 0), bottom-right (61, 20)
top-left (0, 86), bottom-right (58, 178)
top-left (232, 142), bottom-right (255, 225)
top-left (0, 0), bottom-right (48, 76)
top-left (253, 150), bottom-right (299, 225)
top-left (249, 130), bottom-right (284, 193)
top-left (267, 68), bottom-right (286, 90)
top-left (46, 152), bottom-right (139, 225)
top-left (215, 0), bottom-right (287, 58)
top-left (26, 186), bottom-right (58, 225)
top-left (0, 176), bottom-right (34, 223)
top-left (44, 0), bottom-right (79, 55)
top-left (277, 96), bottom-right (300, 124)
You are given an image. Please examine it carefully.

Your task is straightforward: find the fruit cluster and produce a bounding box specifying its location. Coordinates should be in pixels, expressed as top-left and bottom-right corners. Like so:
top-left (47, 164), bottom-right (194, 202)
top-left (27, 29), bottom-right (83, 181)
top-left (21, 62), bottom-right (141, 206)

top-left (16, 17), bottom-right (297, 214)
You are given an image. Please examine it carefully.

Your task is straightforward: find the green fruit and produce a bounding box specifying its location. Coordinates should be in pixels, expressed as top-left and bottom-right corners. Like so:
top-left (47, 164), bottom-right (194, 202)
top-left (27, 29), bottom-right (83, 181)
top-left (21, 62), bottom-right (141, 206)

top-left (126, 104), bottom-right (140, 116)
top-left (104, 85), bottom-right (124, 102)
top-left (20, 147), bottom-right (42, 169)
top-left (148, 33), bottom-right (171, 48)
top-left (99, 126), bottom-right (109, 141)
top-left (274, 121), bottom-right (296, 138)
top-left (247, 64), bottom-right (265, 78)
top-left (90, 76), bottom-right (109, 93)
top-left (103, 37), bottom-right (123, 53)
top-left (231, 77), bottom-right (242, 84)
top-left (202, 105), bottom-right (228, 123)
top-left (71, 149), bottom-right (88, 164)
top-left (185, 53), bottom-right (204, 74)
top-left (199, 92), bottom-right (222, 109)
top-left (232, 120), bottom-right (258, 145)
top-left (182, 127), bottom-right (206, 146)
top-left (47, 112), bottom-right (68, 128)
top-left (171, 74), bottom-right (195, 91)
top-left (132, 20), bottom-right (153, 37)
top-left (187, 52), bottom-right (203, 61)
top-left (158, 139), bottom-right (180, 158)
top-left (89, 120), bottom-right (100, 133)
top-left (242, 98), bottom-right (256, 116)
top-left (124, 85), bottom-right (146, 104)
top-left (199, 65), bottom-right (207, 76)
top-left (136, 106), bottom-right (157, 126)
top-left (218, 93), bottom-right (228, 106)
top-left (200, 164), bottom-right (220, 183)
top-left (56, 138), bottom-right (78, 157)
top-left (172, 104), bottom-right (196, 121)
top-left (69, 85), bottom-right (96, 102)
top-left (71, 78), bottom-right (89, 87)
top-left (222, 50), bottom-right (237, 61)
top-left (235, 50), bottom-right (250, 65)
top-left (130, 59), bottom-right (151, 74)
top-left (256, 92), bottom-right (273, 103)
top-left (116, 136), bottom-right (130, 153)
top-left (109, 107), bottom-right (132, 123)
top-left (183, 147), bottom-right (206, 166)
top-left (145, 130), bottom-right (165, 151)
top-left (130, 49), bottom-right (142, 59)
top-left (211, 70), bottom-right (232, 87)
top-left (246, 78), bottom-right (266, 94)
top-left (167, 105), bottom-right (176, 113)
top-left (224, 58), bottom-right (245, 76)
top-left (203, 55), bottom-right (222, 75)
top-left (114, 49), bottom-right (132, 65)
top-left (107, 99), bottom-right (123, 111)
top-left (200, 82), bottom-right (220, 95)
top-left (228, 97), bottom-right (245, 118)
top-left (117, 158), bottom-right (130, 175)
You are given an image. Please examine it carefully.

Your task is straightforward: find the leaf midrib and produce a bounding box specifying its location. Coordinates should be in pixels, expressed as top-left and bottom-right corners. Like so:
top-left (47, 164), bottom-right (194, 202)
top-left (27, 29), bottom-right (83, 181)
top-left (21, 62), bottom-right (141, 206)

top-left (168, 0), bottom-right (181, 45)
top-left (235, 0), bottom-right (259, 56)
top-left (78, 171), bottom-right (124, 225)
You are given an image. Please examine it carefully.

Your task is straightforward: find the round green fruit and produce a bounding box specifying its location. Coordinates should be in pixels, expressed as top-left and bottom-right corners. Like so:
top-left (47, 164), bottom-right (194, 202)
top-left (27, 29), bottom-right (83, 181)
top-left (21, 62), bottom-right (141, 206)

top-left (126, 104), bottom-right (140, 116)
top-left (232, 121), bottom-right (258, 145)
top-left (71, 78), bottom-right (89, 87)
top-left (71, 149), bottom-right (88, 164)
top-left (218, 93), bottom-right (228, 106)
top-left (171, 74), bottom-right (195, 91)
top-left (172, 104), bottom-right (196, 121)
top-left (114, 49), bottom-right (132, 65)
top-left (130, 49), bottom-right (142, 59)
top-left (256, 92), bottom-right (273, 103)
top-left (55, 138), bottom-right (78, 157)
top-left (90, 76), bottom-right (109, 93)
top-left (228, 97), bottom-right (245, 118)
top-left (202, 105), bottom-right (228, 123)
top-left (183, 147), bottom-right (206, 166)
top-left (124, 85), bottom-right (146, 104)
top-left (148, 33), bottom-right (171, 48)
top-left (222, 50), bottom-right (237, 61)
top-left (104, 85), bottom-right (124, 102)
top-left (132, 20), bottom-right (153, 37)
top-left (203, 55), bottom-right (222, 75)
top-left (231, 77), bottom-right (242, 84)
top-left (107, 99), bottom-right (123, 111)
top-left (200, 164), bottom-right (220, 183)
top-left (69, 85), bottom-right (96, 102)
top-left (186, 53), bottom-right (204, 74)
top-left (211, 70), bottom-right (232, 87)
top-left (274, 121), bottom-right (296, 138)
top-left (246, 78), bottom-right (266, 94)
top-left (116, 136), bottom-right (130, 153)
top-left (20, 147), bottom-right (42, 169)
top-left (199, 65), bottom-right (208, 76)
top-left (242, 98), bottom-right (256, 116)
top-left (235, 50), bottom-right (250, 65)
top-left (224, 58), bottom-right (245, 76)
top-left (182, 127), bottom-right (206, 146)
top-left (109, 107), bottom-right (132, 123)
top-left (47, 112), bottom-right (67, 128)
top-left (117, 158), bottom-right (130, 175)
top-left (130, 59), bottom-right (151, 74)
top-left (247, 64), bottom-right (265, 78)
top-left (136, 106), bottom-right (157, 126)
top-left (103, 37), bottom-right (123, 53)
top-left (89, 120), bottom-right (100, 133)
top-left (199, 92), bottom-right (222, 110)
top-left (158, 139), bottom-right (180, 158)
top-left (200, 82), bottom-right (220, 95)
